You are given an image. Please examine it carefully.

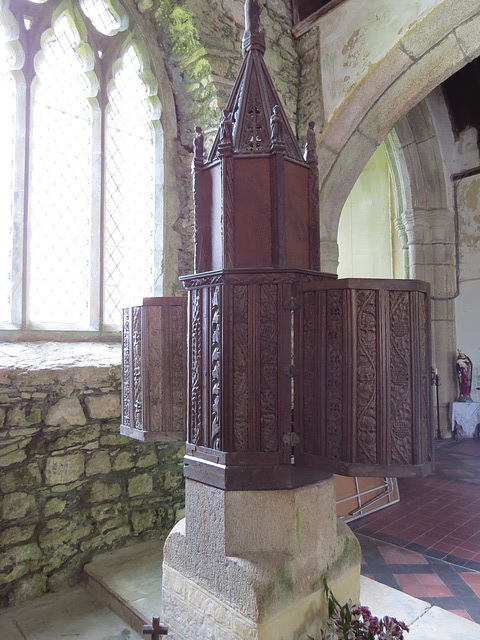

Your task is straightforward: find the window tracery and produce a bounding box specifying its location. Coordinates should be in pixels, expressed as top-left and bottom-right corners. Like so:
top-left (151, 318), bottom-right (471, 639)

top-left (0, 0), bottom-right (163, 337)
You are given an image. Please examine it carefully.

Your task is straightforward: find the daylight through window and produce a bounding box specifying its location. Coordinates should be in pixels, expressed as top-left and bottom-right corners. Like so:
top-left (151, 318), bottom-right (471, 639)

top-left (0, 0), bottom-right (162, 336)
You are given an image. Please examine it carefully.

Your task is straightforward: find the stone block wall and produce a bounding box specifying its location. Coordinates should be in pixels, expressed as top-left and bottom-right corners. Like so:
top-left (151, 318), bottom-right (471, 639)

top-left (0, 343), bottom-right (185, 608)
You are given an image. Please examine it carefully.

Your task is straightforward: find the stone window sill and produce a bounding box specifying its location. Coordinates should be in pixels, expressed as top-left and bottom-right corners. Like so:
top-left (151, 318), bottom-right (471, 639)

top-left (0, 342), bottom-right (122, 371)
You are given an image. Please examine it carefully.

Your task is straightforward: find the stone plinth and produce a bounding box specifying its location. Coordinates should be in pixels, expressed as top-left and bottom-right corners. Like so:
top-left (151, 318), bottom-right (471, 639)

top-left (162, 476), bottom-right (361, 640)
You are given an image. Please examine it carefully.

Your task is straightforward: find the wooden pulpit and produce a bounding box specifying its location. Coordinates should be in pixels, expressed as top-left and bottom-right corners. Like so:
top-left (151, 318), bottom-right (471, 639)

top-left (121, 0), bottom-right (433, 489)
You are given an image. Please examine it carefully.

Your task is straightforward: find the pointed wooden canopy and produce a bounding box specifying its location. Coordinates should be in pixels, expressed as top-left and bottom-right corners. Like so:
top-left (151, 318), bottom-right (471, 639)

top-left (207, 1), bottom-right (304, 163)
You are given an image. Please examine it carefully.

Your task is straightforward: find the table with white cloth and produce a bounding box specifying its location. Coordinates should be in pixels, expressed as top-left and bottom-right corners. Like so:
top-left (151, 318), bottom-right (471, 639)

top-left (451, 401), bottom-right (480, 437)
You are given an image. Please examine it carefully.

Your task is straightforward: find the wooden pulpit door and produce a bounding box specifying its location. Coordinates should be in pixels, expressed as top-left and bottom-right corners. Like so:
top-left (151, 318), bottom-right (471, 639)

top-left (293, 278), bottom-right (433, 477)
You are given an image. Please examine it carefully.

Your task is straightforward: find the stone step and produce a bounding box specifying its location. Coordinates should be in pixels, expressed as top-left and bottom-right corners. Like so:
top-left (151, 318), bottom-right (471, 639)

top-left (84, 538), bottom-right (480, 640)
top-left (0, 584), bottom-right (144, 640)
top-left (84, 538), bottom-right (164, 637)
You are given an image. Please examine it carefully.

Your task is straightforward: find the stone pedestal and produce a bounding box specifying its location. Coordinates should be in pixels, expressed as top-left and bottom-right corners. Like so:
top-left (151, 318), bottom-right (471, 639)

top-left (162, 476), bottom-right (361, 640)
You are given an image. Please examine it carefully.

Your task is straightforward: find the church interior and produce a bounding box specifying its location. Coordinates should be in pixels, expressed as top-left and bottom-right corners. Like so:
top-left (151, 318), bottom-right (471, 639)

top-left (2, 0), bottom-right (480, 638)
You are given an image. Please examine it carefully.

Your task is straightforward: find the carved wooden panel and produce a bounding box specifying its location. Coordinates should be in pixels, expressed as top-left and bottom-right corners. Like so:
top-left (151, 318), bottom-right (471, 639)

top-left (182, 271), bottom-right (305, 489)
top-left (295, 279), bottom-right (433, 477)
top-left (120, 297), bottom-right (187, 442)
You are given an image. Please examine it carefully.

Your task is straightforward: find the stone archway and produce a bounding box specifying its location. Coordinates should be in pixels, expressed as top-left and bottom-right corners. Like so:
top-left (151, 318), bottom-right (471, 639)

top-left (387, 100), bottom-right (457, 434)
top-left (309, 0), bottom-right (480, 432)
top-left (315, 1), bottom-right (480, 273)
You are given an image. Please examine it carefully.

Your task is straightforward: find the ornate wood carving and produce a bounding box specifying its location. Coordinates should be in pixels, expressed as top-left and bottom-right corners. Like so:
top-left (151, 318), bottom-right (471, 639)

top-left (295, 279), bottom-right (433, 477)
top-left (190, 289), bottom-right (202, 446)
top-left (121, 298), bottom-right (187, 442)
top-left (300, 289), bottom-right (318, 456)
top-left (356, 290), bottom-right (377, 464)
top-left (389, 291), bottom-right (413, 465)
top-left (122, 308), bottom-right (132, 429)
top-left (260, 284), bottom-right (279, 452)
top-left (120, 4), bottom-right (433, 491)
top-left (210, 287), bottom-right (221, 450)
top-left (325, 289), bottom-right (343, 461)
top-left (132, 305), bottom-right (143, 431)
top-left (232, 285), bottom-right (249, 452)
top-left (181, 269), bottom-right (335, 289)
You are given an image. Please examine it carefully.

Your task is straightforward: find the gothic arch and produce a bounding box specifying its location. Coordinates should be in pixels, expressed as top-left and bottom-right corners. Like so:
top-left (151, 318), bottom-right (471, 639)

top-left (331, 86), bottom-right (458, 433)
top-left (317, 0), bottom-right (480, 273)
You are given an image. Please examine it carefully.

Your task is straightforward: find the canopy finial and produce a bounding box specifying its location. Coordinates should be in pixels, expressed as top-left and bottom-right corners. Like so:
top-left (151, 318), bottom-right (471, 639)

top-left (242, 0), bottom-right (265, 55)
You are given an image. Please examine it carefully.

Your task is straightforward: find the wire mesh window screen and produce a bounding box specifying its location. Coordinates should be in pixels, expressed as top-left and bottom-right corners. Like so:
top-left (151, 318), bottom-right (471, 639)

top-left (29, 16), bottom-right (93, 326)
top-left (0, 31), bottom-right (16, 324)
top-left (0, 1), bottom-right (162, 337)
top-left (104, 45), bottom-right (155, 327)
top-left (80, 0), bottom-right (122, 36)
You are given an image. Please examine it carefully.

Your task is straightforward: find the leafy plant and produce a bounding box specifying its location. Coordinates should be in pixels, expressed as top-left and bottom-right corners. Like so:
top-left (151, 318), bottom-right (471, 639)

top-left (309, 580), bottom-right (409, 640)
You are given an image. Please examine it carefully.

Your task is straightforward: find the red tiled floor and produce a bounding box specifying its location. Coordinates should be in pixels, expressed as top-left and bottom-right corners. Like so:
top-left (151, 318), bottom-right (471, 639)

top-left (378, 545), bottom-right (428, 565)
top-left (352, 439), bottom-right (480, 623)
top-left (459, 573), bottom-right (480, 597)
top-left (449, 610), bottom-right (474, 621)
top-left (393, 573), bottom-right (453, 598)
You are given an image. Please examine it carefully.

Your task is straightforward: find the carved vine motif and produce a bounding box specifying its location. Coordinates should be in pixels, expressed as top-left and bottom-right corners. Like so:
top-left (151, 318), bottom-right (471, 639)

top-left (302, 290), bottom-right (317, 455)
top-left (210, 287), bottom-right (221, 450)
top-left (233, 285), bottom-right (249, 451)
top-left (182, 271), bottom-right (331, 288)
top-left (259, 285), bottom-right (278, 452)
top-left (132, 306), bottom-right (143, 431)
top-left (190, 289), bottom-right (202, 445)
top-left (356, 290), bottom-right (377, 464)
top-left (147, 306), bottom-right (164, 433)
top-left (171, 304), bottom-right (187, 433)
top-left (389, 291), bottom-right (412, 464)
top-left (122, 308), bottom-right (131, 428)
top-left (325, 290), bottom-right (343, 459)
top-left (182, 274), bottom-right (225, 289)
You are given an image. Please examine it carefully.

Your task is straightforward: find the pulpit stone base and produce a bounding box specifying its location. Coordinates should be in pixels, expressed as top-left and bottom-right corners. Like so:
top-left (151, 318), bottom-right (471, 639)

top-left (162, 476), bottom-right (361, 640)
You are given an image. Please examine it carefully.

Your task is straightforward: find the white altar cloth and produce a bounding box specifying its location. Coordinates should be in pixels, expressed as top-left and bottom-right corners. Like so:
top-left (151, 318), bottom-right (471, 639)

top-left (451, 402), bottom-right (480, 437)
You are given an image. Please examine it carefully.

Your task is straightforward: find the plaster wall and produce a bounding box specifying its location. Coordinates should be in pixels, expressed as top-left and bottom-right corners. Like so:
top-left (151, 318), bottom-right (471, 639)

top-left (318, 0), bottom-right (441, 122)
top-left (455, 174), bottom-right (480, 402)
top-left (337, 144), bottom-right (403, 279)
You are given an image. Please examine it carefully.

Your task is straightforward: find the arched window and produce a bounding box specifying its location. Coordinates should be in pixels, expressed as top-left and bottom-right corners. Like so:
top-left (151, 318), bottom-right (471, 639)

top-left (0, 5), bottom-right (22, 326)
top-left (0, 0), bottom-right (162, 338)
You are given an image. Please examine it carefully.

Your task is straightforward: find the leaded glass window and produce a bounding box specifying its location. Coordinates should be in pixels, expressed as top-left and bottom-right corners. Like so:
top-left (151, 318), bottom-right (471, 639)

top-left (104, 45), bottom-right (156, 326)
top-left (0, 0), bottom-right (163, 337)
top-left (0, 23), bottom-right (17, 324)
top-left (29, 16), bottom-right (93, 326)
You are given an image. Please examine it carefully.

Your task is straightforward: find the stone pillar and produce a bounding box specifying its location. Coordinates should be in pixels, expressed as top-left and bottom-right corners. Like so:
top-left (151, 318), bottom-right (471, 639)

top-left (403, 207), bottom-right (457, 436)
top-left (319, 238), bottom-right (339, 274)
top-left (162, 476), bottom-right (361, 640)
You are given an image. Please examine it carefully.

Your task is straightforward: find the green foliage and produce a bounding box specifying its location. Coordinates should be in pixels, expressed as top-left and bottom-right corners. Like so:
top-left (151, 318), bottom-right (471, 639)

top-left (308, 579), bottom-right (410, 640)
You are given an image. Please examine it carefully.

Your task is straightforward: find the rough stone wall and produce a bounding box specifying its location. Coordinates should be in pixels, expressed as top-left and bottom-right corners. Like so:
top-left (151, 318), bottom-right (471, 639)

top-left (0, 344), bottom-right (184, 608)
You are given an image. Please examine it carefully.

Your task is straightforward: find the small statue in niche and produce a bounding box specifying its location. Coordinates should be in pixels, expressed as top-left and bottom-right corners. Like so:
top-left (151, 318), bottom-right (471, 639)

top-left (270, 105), bottom-right (283, 145)
top-left (193, 125), bottom-right (204, 166)
top-left (456, 350), bottom-right (473, 402)
top-left (219, 109), bottom-right (233, 147)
